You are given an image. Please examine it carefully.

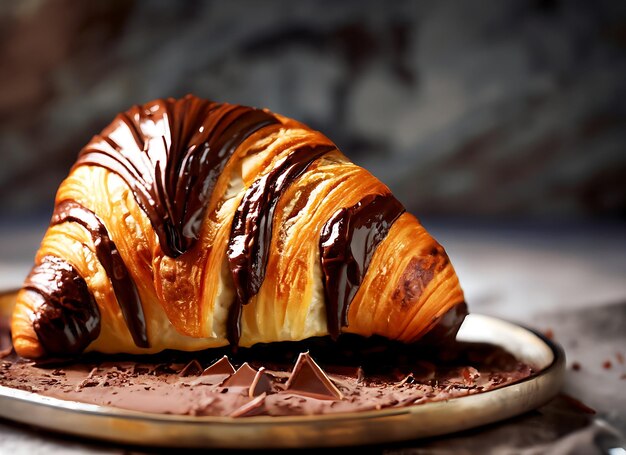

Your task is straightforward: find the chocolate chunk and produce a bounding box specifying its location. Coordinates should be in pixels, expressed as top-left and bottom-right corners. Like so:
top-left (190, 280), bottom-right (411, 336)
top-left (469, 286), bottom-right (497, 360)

top-left (222, 363), bottom-right (258, 388)
top-left (178, 360), bottom-right (203, 377)
top-left (229, 393), bottom-right (267, 418)
top-left (221, 363), bottom-right (272, 397)
top-left (285, 352), bottom-right (343, 400)
top-left (202, 356), bottom-right (236, 376)
top-left (249, 368), bottom-right (272, 397)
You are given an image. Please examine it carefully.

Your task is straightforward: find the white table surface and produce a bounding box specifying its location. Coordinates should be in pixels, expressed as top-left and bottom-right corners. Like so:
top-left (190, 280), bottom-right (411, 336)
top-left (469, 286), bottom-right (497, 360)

top-left (0, 220), bottom-right (625, 453)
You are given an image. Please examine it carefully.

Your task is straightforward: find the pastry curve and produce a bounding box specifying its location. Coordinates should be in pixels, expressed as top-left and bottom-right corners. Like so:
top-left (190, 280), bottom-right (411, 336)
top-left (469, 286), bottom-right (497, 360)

top-left (11, 95), bottom-right (467, 358)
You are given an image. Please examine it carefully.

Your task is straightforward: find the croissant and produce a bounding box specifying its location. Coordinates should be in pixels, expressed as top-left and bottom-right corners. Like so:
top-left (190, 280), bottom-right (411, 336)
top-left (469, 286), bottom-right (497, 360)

top-left (11, 95), bottom-right (467, 359)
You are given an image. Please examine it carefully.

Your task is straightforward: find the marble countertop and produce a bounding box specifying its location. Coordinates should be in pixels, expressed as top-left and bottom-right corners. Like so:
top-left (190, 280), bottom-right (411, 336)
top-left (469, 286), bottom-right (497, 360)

top-left (0, 220), bottom-right (624, 453)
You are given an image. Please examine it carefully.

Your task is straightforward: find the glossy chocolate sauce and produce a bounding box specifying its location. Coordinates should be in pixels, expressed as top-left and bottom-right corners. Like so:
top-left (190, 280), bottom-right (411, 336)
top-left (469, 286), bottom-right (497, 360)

top-left (320, 194), bottom-right (405, 339)
top-left (23, 256), bottom-right (101, 355)
top-left (226, 144), bottom-right (335, 344)
top-left (74, 96), bottom-right (278, 258)
top-left (51, 200), bottom-right (149, 348)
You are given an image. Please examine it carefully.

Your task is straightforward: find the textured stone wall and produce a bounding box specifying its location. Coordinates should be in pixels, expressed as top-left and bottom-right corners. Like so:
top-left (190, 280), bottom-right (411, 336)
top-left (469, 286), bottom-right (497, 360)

top-left (1, 0), bottom-right (625, 219)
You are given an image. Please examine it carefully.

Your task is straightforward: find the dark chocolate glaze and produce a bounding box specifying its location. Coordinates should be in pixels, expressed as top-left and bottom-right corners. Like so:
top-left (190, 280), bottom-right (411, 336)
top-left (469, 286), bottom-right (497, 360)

top-left (24, 256), bottom-right (101, 356)
top-left (420, 301), bottom-right (469, 346)
top-left (51, 200), bottom-right (149, 348)
top-left (74, 95), bottom-right (279, 258)
top-left (226, 144), bottom-right (335, 345)
top-left (320, 194), bottom-right (405, 339)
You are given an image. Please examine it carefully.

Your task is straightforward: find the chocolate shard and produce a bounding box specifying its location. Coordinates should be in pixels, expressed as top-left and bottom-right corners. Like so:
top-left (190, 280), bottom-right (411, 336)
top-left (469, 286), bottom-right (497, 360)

top-left (249, 367), bottom-right (272, 397)
top-left (222, 363), bottom-right (257, 388)
top-left (221, 363), bottom-right (273, 397)
top-left (229, 393), bottom-right (267, 418)
top-left (178, 360), bottom-right (203, 377)
top-left (202, 356), bottom-right (236, 376)
top-left (285, 352), bottom-right (343, 400)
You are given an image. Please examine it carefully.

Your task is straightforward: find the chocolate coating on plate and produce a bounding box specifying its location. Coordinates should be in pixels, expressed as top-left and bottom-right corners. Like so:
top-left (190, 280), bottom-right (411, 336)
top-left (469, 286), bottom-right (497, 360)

top-left (226, 144), bottom-right (335, 344)
top-left (74, 95), bottom-right (278, 257)
top-left (24, 256), bottom-right (101, 356)
top-left (51, 200), bottom-right (149, 348)
top-left (0, 329), bottom-right (536, 418)
top-left (320, 194), bottom-right (405, 339)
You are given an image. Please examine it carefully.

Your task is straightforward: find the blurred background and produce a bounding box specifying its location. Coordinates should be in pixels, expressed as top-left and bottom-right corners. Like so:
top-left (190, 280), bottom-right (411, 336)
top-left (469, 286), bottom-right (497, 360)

top-left (1, 0), bottom-right (625, 222)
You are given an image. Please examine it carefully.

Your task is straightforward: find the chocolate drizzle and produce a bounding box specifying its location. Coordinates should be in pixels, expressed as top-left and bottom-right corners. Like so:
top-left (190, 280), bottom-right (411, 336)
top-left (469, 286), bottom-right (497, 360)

top-left (51, 200), bottom-right (149, 348)
top-left (226, 144), bottom-right (335, 345)
top-left (320, 194), bottom-right (405, 339)
top-left (74, 96), bottom-right (278, 257)
top-left (24, 256), bottom-right (101, 356)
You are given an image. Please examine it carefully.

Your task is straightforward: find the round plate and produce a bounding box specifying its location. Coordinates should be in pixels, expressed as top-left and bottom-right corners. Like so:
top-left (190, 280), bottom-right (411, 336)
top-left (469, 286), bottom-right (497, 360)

top-left (0, 290), bottom-right (565, 448)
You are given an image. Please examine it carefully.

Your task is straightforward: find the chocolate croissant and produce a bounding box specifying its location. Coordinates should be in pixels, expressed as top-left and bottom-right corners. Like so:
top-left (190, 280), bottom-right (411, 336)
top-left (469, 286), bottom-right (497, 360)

top-left (11, 95), bottom-right (467, 359)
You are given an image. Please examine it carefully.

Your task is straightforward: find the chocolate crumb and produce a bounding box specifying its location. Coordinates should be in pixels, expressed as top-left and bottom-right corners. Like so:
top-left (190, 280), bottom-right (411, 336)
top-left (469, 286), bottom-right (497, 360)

top-left (543, 329), bottom-right (554, 340)
top-left (75, 378), bottom-right (99, 391)
top-left (616, 353), bottom-right (624, 365)
top-left (603, 361), bottom-right (612, 370)
top-left (571, 362), bottom-right (581, 371)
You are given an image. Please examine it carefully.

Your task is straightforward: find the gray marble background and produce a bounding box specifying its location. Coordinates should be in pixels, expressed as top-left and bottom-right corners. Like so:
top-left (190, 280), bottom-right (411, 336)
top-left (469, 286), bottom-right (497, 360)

top-left (0, 0), bottom-right (625, 221)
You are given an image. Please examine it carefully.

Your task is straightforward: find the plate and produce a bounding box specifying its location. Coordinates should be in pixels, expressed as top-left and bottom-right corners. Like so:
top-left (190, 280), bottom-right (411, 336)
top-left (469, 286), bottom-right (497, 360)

top-left (0, 290), bottom-right (564, 448)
